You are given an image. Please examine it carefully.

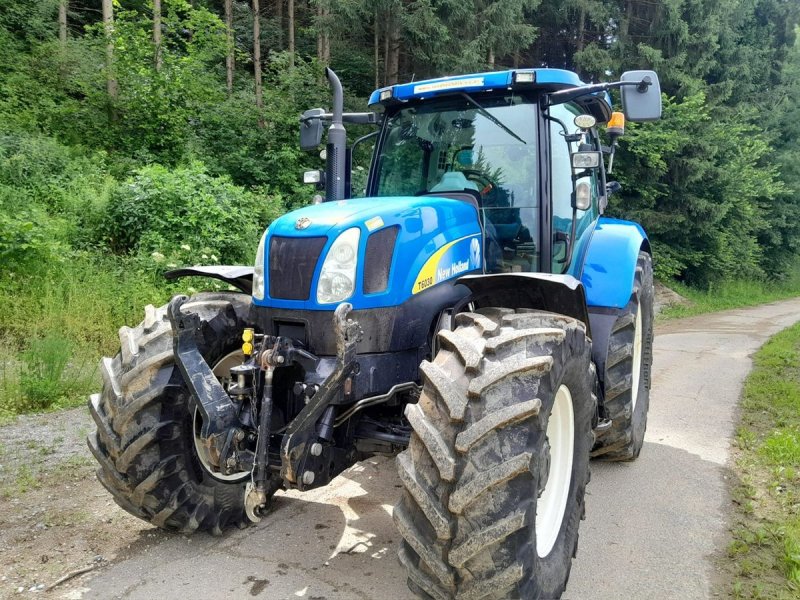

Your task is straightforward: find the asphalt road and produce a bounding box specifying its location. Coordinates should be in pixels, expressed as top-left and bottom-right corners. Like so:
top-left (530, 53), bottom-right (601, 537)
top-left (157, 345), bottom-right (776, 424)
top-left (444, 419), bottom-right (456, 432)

top-left (77, 298), bottom-right (800, 600)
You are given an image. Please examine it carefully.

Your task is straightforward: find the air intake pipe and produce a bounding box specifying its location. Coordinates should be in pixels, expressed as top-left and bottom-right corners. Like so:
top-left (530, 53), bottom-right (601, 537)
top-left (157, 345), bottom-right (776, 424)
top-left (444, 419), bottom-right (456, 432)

top-left (325, 68), bottom-right (346, 202)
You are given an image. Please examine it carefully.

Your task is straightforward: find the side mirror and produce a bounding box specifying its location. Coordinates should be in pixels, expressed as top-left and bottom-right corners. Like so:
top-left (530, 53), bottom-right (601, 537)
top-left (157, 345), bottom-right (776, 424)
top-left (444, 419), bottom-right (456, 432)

top-left (620, 70), bottom-right (662, 122)
top-left (300, 108), bottom-right (326, 150)
top-left (553, 231), bottom-right (569, 265)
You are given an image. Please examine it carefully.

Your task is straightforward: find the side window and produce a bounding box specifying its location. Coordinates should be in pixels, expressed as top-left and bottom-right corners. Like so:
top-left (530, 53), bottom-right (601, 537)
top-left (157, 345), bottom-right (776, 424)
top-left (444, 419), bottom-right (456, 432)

top-left (349, 135), bottom-right (377, 198)
top-left (548, 104), bottom-right (600, 272)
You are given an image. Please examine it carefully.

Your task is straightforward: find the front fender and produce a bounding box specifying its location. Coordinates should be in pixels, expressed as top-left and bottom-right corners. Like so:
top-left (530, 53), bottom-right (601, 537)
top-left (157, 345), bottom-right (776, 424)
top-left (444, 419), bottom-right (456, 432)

top-left (456, 272), bottom-right (590, 333)
top-left (580, 217), bottom-right (650, 309)
top-left (164, 265), bottom-right (254, 295)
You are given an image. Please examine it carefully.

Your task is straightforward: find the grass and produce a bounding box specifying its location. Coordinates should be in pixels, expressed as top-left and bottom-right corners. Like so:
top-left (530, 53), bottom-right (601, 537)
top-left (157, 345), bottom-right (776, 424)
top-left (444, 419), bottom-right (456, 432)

top-left (722, 322), bottom-right (800, 598)
top-left (0, 253), bottom-right (173, 422)
top-left (659, 266), bottom-right (800, 319)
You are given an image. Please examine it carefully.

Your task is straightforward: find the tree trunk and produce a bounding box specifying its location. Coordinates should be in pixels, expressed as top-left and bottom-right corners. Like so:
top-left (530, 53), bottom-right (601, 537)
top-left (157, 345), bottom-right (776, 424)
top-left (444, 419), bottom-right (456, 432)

top-left (316, 2), bottom-right (329, 67)
top-left (384, 20), bottom-right (389, 83)
top-left (373, 10), bottom-right (379, 88)
top-left (102, 0), bottom-right (117, 102)
top-left (153, 0), bottom-right (162, 71)
top-left (576, 5), bottom-right (586, 53)
top-left (386, 16), bottom-right (400, 85)
top-left (276, 0), bottom-right (283, 49)
top-left (58, 1), bottom-right (67, 46)
top-left (487, 47), bottom-right (495, 69)
top-left (225, 0), bottom-right (234, 93)
top-left (252, 0), bottom-right (263, 118)
top-left (288, 0), bottom-right (295, 67)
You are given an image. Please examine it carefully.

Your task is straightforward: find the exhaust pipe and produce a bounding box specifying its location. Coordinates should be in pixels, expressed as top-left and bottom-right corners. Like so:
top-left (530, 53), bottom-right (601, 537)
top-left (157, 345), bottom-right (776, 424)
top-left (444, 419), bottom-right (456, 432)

top-left (324, 68), bottom-right (346, 202)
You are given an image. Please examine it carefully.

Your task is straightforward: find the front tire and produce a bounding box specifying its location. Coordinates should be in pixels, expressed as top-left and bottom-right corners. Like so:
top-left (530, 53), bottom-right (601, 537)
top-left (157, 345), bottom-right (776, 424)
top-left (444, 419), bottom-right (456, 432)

top-left (87, 292), bottom-right (254, 534)
top-left (395, 309), bottom-right (595, 600)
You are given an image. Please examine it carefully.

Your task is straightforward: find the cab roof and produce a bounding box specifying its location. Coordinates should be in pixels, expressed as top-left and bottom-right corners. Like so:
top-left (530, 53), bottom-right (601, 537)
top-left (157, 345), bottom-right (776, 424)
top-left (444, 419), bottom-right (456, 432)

top-left (368, 68), bottom-right (613, 123)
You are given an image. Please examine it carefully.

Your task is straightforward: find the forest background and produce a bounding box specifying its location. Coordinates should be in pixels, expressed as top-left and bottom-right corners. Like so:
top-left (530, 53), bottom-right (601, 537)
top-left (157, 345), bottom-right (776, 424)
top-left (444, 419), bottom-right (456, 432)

top-left (0, 0), bottom-right (799, 416)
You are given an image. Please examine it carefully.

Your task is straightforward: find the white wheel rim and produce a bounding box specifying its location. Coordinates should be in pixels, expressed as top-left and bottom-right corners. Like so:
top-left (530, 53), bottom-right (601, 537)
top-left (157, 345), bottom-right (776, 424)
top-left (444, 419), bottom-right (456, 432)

top-left (536, 384), bottom-right (575, 558)
top-left (192, 350), bottom-right (250, 483)
top-left (631, 303), bottom-right (643, 412)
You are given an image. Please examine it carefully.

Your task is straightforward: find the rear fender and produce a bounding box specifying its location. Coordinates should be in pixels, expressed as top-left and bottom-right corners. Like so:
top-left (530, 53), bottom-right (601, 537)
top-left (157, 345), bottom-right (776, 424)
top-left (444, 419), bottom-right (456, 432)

top-left (580, 217), bottom-right (650, 309)
top-left (456, 273), bottom-right (590, 334)
top-left (164, 266), bottom-right (254, 295)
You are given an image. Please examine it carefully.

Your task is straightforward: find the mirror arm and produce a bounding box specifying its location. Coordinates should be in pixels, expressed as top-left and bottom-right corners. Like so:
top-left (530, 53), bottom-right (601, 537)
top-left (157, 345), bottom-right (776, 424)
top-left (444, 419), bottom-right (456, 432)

top-left (300, 112), bottom-right (379, 126)
top-left (546, 78), bottom-right (652, 106)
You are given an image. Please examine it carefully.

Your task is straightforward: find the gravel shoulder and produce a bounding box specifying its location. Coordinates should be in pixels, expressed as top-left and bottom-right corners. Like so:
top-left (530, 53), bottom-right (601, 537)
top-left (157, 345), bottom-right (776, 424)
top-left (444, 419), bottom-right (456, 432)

top-left (0, 408), bottom-right (159, 599)
top-left (2, 297), bottom-right (800, 599)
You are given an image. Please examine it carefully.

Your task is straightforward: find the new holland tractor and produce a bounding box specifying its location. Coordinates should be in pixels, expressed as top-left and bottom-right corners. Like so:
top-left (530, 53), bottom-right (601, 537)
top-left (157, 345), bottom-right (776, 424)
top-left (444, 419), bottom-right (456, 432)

top-left (88, 66), bottom-right (661, 599)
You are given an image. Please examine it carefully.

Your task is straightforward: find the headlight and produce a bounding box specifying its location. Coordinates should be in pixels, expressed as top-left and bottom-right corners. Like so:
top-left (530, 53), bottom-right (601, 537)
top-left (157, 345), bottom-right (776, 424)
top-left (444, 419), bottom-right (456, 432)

top-left (317, 227), bottom-right (360, 304)
top-left (252, 229), bottom-right (268, 300)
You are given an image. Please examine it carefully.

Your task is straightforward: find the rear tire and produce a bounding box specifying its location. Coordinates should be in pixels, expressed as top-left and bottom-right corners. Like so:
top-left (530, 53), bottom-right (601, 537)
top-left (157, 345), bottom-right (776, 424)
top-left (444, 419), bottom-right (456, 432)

top-left (591, 251), bottom-right (654, 461)
top-left (87, 292), bottom-right (255, 534)
top-left (395, 309), bottom-right (595, 599)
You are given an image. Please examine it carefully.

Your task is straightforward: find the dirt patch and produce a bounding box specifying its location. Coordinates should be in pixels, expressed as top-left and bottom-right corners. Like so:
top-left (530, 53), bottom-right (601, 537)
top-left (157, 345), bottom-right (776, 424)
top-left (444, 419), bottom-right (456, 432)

top-left (654, 280), bottom-right (691, 315)
top-left (0, 407), bottom-right (161, 599)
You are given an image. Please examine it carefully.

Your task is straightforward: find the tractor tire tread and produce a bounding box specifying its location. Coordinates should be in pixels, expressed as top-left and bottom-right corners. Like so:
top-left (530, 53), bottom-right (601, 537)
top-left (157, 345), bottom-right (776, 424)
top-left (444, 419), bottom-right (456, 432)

top-left (591, 252), bottom-right (654, 461)
top-left (396, 309), bottom-right (595, 599)
top-left (87, 292), bottom-right (254, 533)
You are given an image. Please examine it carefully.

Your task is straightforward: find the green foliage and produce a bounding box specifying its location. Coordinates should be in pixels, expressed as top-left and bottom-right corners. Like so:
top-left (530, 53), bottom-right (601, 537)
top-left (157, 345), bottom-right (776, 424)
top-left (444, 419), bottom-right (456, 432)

top-left (726, 323), bottom-right (800, 597)
top-left (85, 0), bottom-right (228, 165)
top-left (101, 162), bottom-right (281, 266)
top-left (18, 333), bottom-right (91, 412)
top-left (659, 265), bottom-right (800, 319)
top-left (610, 93), bottom-right (783, 285)
top-left (194, 52), bottom-right (329, 190)
top-left (0, 0), bottom-right (799, 422)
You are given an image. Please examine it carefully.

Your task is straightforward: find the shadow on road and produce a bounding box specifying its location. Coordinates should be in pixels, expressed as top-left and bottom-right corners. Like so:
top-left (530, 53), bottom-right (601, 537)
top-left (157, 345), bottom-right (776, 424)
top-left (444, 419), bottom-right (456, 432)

top-left (83, 456), bottom-right (413, 600)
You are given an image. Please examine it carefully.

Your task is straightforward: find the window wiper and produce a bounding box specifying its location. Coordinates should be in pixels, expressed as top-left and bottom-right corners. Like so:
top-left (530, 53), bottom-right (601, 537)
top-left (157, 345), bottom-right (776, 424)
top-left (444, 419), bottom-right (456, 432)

top-left (458, 92), bottom-right (526, 145)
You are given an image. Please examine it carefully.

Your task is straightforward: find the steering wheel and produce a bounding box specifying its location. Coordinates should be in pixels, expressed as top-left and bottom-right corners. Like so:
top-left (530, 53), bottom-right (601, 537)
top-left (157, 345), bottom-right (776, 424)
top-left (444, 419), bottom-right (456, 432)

top-left (460, 169), bottom-right (501, 204)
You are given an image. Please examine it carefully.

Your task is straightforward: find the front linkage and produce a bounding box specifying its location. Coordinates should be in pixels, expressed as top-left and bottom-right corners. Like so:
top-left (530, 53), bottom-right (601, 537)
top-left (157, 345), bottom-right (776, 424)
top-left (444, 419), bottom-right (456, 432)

top-left (167, 296), bottom-right (362, 521)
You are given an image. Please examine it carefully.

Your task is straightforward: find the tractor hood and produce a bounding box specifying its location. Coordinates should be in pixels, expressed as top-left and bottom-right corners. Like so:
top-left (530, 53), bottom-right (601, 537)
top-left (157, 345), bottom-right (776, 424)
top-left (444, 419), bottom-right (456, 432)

top-left (253, 195), bottom-right (483, 311)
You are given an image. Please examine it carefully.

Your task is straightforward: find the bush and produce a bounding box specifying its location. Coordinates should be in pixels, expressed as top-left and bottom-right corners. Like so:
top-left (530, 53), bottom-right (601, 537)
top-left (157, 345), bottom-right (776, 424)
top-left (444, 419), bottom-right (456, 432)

top-left (101, 162), bottom-right (281, 266)
top-left (0, 130), bottom-right (115, 261)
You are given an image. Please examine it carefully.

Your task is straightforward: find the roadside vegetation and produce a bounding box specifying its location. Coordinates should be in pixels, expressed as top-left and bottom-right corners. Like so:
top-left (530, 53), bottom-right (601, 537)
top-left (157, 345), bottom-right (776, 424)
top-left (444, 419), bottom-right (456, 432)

top-left (658, 265), bottom-right (800, 320)
top-left (1, 0), bottom-right (800, 421)
top-left (723, 322), bottom-right (800, 599)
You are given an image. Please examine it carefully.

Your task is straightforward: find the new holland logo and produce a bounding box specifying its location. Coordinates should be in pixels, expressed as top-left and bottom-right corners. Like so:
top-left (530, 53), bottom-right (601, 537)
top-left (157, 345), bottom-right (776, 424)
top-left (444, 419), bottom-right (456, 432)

top-left (295, 217), bottom-right (312, 230)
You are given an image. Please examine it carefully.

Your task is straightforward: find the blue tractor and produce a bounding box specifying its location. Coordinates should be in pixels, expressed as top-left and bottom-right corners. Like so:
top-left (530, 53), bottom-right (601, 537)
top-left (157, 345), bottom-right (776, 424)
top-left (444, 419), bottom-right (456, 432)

top-left (89, 66), bottom-right (661, 598)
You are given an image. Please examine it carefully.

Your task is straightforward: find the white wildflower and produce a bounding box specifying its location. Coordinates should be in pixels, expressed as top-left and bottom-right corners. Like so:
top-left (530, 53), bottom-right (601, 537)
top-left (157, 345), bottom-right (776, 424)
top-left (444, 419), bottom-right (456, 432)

top-left (210, 254), bottom-right (218, 262)
top-left (180, 244), bottom-right (191, 251)
top-left (151, 252), bottom-right (165, 262)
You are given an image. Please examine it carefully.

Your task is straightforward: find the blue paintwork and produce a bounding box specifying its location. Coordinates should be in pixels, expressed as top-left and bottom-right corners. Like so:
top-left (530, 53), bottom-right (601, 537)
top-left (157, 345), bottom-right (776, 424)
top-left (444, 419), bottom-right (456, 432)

top-left (580, 217), bottom-right (649, 309)
top-left (368, 68), bottom-right (611, 109)
top-left (252, 196), bottom-right (482, 311)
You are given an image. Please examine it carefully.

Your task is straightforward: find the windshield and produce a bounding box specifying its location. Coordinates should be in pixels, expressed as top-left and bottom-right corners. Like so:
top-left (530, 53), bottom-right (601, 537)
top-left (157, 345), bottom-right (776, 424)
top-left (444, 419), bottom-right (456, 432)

top-left (373, 94), bottom-right (539, 273)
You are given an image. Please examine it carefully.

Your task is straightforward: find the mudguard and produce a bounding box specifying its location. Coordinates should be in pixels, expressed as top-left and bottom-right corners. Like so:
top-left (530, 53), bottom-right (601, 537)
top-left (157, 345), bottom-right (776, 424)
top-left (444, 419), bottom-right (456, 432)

top-left (456, 272), bottom-right (591, 333)
top-left (580, 217), bottom-right (650, 309)
top-left (164, 265), bottom-right (254, 295)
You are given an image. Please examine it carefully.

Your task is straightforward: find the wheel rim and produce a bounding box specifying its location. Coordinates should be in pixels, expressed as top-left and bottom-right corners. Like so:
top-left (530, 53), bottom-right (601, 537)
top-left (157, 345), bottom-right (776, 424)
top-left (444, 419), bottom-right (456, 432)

top-left (192, 350), bottom-right (250, 483)
top-left (536, 384), bottom-right (575, 558)
top-left (631, 303), bottom-right (643, 412)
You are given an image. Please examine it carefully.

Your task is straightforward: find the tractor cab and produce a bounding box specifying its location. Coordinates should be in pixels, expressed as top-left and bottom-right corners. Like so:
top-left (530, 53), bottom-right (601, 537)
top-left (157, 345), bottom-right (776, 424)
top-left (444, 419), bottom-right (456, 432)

top-left (301, 68), bottom-right (660, 279)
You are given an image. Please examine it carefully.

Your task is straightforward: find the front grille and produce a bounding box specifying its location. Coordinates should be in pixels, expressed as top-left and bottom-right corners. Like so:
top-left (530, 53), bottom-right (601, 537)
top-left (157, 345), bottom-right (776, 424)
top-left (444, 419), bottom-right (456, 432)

top-left (269, 235), bottom-right (327, 300)
top-left (363, 226), bottom-right (399, 294)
